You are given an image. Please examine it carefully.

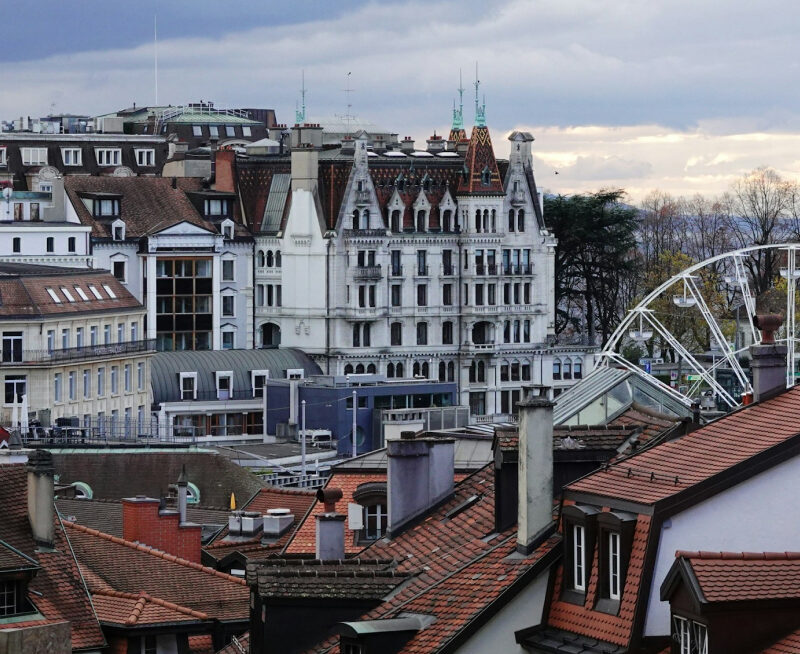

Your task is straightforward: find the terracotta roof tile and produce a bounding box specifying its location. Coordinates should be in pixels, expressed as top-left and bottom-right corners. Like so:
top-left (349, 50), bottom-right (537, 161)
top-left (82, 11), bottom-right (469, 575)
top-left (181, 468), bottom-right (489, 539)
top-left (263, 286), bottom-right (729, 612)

top-left (678, 551), bottom-right (800, 602)
top-left (91, 588), bottom-right (208, 626)
top-left (0, 465), bottom-right (106, 651)
top-left (567, 387), bottom-right (800, 504)
top-left (64, 521), bottom-right (249, 622)
top-left (762, 628), bottom-right (800, 653)
top-left (546, 514), bottom-right (652, 647)
top-left (189, 634), bottom-right (215, 654)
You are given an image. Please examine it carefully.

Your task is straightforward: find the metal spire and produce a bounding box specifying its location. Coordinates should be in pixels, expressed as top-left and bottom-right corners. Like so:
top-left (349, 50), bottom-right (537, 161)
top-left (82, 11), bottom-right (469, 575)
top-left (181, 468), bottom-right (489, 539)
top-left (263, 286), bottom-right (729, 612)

top-left (451, 69), bottom-right (465, 130)
top-left (295, 70), bottom-right (306, 124)
top-left (474, 62), bottom-right (486, 127)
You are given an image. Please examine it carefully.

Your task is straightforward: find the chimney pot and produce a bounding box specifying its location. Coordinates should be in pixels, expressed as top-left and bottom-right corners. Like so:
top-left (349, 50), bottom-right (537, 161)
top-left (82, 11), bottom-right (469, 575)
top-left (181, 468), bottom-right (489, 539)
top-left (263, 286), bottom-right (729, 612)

top-left (749, 317), bottom-right (788, 402)
top-left (316, 487), bottom-right (343, 513)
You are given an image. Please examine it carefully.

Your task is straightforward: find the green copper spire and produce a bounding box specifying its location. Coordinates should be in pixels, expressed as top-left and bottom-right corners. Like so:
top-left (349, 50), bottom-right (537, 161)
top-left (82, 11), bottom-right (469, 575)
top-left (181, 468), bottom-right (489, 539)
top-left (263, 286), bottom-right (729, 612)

top-left (295, 70), bottom-right (306, 124)
top-left (474, 62), bottom-right (486, 127)
top-left (451, 69), bottom-right (465, 131)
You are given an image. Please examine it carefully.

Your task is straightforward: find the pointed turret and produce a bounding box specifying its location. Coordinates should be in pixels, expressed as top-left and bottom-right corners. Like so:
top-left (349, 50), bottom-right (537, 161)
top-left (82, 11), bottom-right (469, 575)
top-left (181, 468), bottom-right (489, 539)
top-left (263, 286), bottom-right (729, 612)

top-left (448, 70), bottom-right (467, 143)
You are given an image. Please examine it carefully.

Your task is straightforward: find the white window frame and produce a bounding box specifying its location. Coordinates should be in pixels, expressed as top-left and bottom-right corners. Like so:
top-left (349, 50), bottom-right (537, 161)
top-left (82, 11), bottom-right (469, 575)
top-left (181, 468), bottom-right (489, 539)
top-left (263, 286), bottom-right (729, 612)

top-left (60, 287), bottom-right (76, 302)
top-left (215, 371), bottom-right (233, 400)
top-left (103, 284), bottom-right (117, 299)
top-left (608, 531), bottom-right (621, 600)
top-left (124, 364), bottom-right (131, 392)
top-left (573, 524), bottom-right (586, 591)
top-left (21, 148), bottom-right (47, 166)
top-left (137, 362), bottom-right (145, 391)
top-left (221, 258), bottom-right (235, 282)
top-left (222, 330), bottom-right (235, 350)
top-left (112, 220), bottom-right (126, 241)
top-left (192, 125), bottom-right (202, 137)
top-left (673, 615), bottom-right (691, 654)
top-left (110, 366), bottom-right (119, 395)
top-left (83, 369), bottom-right (90, 399)
top-left (693, 622), bottom-right (708, 654)
top-left (61, 148), bottom-right (82, 166)
top-left (68, 371), bottom-right (76, 401)
top-left (54, 373), bottom-right (62, 402)
top-left (0, 147), bottom-right (6, 166)
top-left (251, 369), bottom-right (270, 397)
top-left (74, 286), bottom-right (89, 302)
top-left (222, 219), bottom-right (234, 239)
top-left (88, 285), bottom-right (103, 300)
top-left (95, 148), bottom-right (121, 167)
top-left (46, 288), bottom-right (62, 303)
top-left (209, 125), bottom-right (219, 138)
top-left (222, 294), bottom-right (235, 317)
top-left (179, 372), bottom-right (197, 400)
top-left (242, 126), bottom-right (252, 137)
top-left (135, 149), bottom-right (155, 167)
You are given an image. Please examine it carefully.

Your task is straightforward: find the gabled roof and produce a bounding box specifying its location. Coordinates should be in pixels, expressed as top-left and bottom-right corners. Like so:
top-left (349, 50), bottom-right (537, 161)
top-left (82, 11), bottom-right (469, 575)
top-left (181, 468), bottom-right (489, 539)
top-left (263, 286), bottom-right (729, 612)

top-left (64, 521), bottom-right (249, 622)
top-left (457, 126), bottom-right (504, 195)
top-left (566, 386), bottom-right (800, 507)
top-left (91, 588), bottom-right (209, 627)
top-left (663, 551), bottom-right (800, 604)
top-left (0, 465), bottom-right (106, 651)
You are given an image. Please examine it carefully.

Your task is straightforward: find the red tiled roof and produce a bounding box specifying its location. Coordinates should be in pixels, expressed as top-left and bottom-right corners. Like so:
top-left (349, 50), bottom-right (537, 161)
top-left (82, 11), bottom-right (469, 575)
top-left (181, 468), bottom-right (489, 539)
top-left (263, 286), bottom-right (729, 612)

top-left (64, 521), bottom-right (249, 622)
top-left (762, 628), bottom-right (800, 653)
top-left (677, 551), bottom-right (800, 603)
top-left (0, 465), bottom-right (106, 651)
top-left (91, 588), bottom-right (208, 626)
top-left (567, 387), bottom-right (800, 504)
top-left (217, 632), bottom-right (249, 654)
top-left (458, 126), bottom-right (504, 195)
top-left (303, 464), bottom-right (560, 654)
top-left (189, 634), bottom-right (215, 654)
top-left (546, 513), bottom-right (652, 647)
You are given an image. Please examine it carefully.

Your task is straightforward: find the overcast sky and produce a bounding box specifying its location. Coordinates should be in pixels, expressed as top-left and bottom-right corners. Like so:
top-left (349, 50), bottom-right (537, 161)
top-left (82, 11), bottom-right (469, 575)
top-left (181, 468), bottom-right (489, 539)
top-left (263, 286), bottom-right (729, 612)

top-left (3, 0), bottom-right (800, 201)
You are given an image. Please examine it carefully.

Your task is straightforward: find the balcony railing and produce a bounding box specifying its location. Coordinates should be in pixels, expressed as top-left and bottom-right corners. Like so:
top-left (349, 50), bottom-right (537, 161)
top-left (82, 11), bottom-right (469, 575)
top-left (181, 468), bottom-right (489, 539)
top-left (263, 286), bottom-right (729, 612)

top-left (353, 265), bottom-right (382, 280)
top-left (441, 264), bottom-right (455, 277)
top-left (343, 229), bottom-right (387, 238)
top-left (503, 264), bottom-right (532, 276)
top-left (355, 190), bottom-right (371, 206)
top-left (474, 264), bottom-right (498, 276)
top-left (158, 388), bottom-right (264, 403)
top-left (510, 190), bottom-right (526, 206)
top-left (389, 265), bottom-right (404, 277)
top-left (2, 339), bottom-right (156, 365)
top-left (414, 265), bottom-right (430, 278)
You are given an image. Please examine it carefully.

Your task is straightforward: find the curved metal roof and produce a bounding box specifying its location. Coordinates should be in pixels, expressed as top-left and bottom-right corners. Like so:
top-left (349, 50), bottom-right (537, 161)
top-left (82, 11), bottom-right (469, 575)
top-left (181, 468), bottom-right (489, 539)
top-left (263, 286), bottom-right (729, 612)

top-left (151, 348), bottom-right (321, 403)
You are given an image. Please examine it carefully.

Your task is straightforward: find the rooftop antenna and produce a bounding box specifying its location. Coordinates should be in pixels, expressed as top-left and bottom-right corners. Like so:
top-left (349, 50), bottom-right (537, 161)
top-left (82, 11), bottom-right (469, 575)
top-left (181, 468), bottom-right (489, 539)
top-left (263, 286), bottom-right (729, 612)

top-left (474, 62), bottom-right (486, 127)
top-left (154, 15), bottom-right (159, 106)
top-left (343, 72), bottom-right (355, 135)
top-left (295, 69), bottom-right (306, 125)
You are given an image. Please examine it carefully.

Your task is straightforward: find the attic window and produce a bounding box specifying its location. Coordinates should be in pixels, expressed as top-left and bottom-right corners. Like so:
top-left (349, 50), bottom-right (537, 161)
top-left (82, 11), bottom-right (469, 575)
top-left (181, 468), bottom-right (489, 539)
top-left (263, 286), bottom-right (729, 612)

top-left (481, 166), bottom-right (491, 185)
top-left (561, 504), bottom-right (599, 605)
top-left (112, 221), bottom-right (125, 241)
top-left (204, 199), bottom-right (230, 216)
top-left (0, 580), bottom-right (33, 617)
top-left (102, 284), bottom-right (117, 299)
top-left (88, 285), bottom-right (103, 300)
top-left (60, 287), bottom-right (76, 303)
top-left (93, 198), bottom-right (120, 218)
top-left (46, 288), bottom-right (62, 304)
top-left (74, 286), bottom-right (89, 301)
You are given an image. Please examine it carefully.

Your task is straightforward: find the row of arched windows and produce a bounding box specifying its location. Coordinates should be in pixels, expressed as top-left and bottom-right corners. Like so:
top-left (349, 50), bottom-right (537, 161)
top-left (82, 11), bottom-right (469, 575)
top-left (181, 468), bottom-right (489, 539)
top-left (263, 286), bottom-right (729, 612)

top-left (553, 358), bottom-right (583, 381)
top-left (352, 209), bottom-right (370, 230)
top-left (388, 209), bottom-right (457, 233)
top-left (257, 249), bottom-right (281, 268)
top-left (345, 360), bottom-right (457, 382)
top-left (507, 209), bottom-right (525, 233)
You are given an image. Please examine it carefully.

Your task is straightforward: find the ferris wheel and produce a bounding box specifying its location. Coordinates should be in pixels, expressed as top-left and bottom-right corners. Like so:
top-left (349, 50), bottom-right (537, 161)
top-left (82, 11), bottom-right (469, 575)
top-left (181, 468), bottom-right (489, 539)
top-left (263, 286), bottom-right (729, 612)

top-left (600, 243), bottom-right (800, 409)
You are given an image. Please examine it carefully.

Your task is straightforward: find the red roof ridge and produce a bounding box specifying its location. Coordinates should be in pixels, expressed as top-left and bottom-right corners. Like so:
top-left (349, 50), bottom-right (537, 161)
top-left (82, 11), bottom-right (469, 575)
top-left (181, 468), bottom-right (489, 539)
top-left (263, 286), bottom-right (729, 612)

top-left (92, 588), bottom-right (210, 623)
top-left (63, 520), bottom-right (247, 586)
top-left (676, 550), bottom-right (800, 561)
top-left (260, 485), bottom-right (316, 497)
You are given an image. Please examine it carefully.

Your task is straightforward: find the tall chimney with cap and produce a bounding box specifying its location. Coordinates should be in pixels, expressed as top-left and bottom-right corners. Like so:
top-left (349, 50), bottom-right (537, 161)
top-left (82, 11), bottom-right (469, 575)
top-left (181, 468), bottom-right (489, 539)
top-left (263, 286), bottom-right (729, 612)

top-left (750, 314), bottom-right (787, 403)
top-left (517, 385), bottom-right (555, 554)
top-left (315, 488), bottom-right (345, 560)
top-left (27, 449), bottom-right (55, 548)
top-left (387, 431), bottom-right (455, 537)
top-left (177, 464), bottom-right (188, 524)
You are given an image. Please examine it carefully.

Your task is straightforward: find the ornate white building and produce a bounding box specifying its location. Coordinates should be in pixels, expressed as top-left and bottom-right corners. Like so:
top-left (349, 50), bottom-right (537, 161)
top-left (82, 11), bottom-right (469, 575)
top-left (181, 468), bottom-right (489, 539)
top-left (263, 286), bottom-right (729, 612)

top-left (233, 103), bottom-right (593, 416)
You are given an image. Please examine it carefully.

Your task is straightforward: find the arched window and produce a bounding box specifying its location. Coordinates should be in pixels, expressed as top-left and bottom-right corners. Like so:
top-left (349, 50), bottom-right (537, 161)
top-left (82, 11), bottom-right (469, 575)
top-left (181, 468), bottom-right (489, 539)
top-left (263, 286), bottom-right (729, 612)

top-left (367, 363), bottom-right (377, 374)
top-left (508, 209), bottom-right (515, 232)
top-left (275, 251), bottom-right (282, 267)
top-left (344, 364), bottom-right (354, 375)
top-left (481, 165), bottom-right (491, 185)
top-left (553, 359), bottom-right (562, 380)
top-left (413, 361), bottom-right (421, 377)
top-left (391, 210), bottom-right (401, 232)
top-left (447, 361), bottom-right (455, 381)
top-left (355, 363), bottom-right (365, 374)
top-left (491, 209), bottom-right (496, 232)
top-left (257, 250), bottom-right (265, 267)
top-left (416, 210), bottom-right (426, 232)
top-left (563, 360), bottom-right (572, 380)
top-left (574, 360), bottom-right (583, 380)
top-left (421, 362), bottom-right (429, 378)
top-left (387, 362), bottom-right (395, 378)
top-left (483, 209), bottom-right (489, 234)
top-left (266, 250), bottom-right (274, 267)
top-left (517, 209), bottom-right (525, 233)
top-left (442, 210), bottom-right (452, 232)
top-left (352, 209), bottom-right (360, 229)
top-left (416, 322), bottom-right (428, 345)
top-left (396, 362), bottom-right (404, 378)
top-left (362, 209), bottom-right (370, 229)
top-left (439, 361), bottom-right (446, 381)
top-left (475, 209), bottom-right (481, 233)
top-left (363, 323), bottom-right (371, 347)
top-left (352, 324), bottom-right (360, 347)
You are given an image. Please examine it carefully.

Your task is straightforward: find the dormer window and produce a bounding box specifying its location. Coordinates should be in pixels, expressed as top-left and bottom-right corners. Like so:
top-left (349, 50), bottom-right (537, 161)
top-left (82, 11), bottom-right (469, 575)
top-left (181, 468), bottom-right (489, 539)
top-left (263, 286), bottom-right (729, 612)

top-left (94, 199), bottom-right (120, 218)
top-left (179, 372), bottom-right (197, 400)
top-left (95, 148), bottom-right (121, 167)
top-left (595, 510), bottom-right (637, 613)
top-left (112, 220), bottom-right (125, 241)
top-left (352, 482), bottom-right (388, 543)
top-left (481, 165), bottom-right (491, 185)
top-left (216, 371), bottom-right (233, 400)
top-left (61, 148), bottom-right (82, 166)
top-left (135, 149), bottom-right (155, 167)
top-left (0, 148), bottom-right (6, 166)
top-left (221, 219), bottom-right (234, 240)
top-left (204, 199), bottom-right (230, 217)
top-left (561, 504), bottom-right (599, 604)
top-left (0, 579), bottom-right (33, 617)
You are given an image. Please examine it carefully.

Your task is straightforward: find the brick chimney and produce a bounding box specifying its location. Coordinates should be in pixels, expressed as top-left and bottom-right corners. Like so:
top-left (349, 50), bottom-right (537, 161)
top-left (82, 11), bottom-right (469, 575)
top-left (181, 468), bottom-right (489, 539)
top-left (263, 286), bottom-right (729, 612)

top-left (387, 431), bottom-right (455, 537)
top-left (750, 314), bottom-right (787, 402)
top-left (214, 148), bottom-right (236, 193)
top-left (315, 488), bottom-right (345, 561)
top-left (122, 496), bottom-right (201, 563)
top-left (517, 386), bottom-right (555, 554)
top-left (27, 449), bottom-right (54, 548)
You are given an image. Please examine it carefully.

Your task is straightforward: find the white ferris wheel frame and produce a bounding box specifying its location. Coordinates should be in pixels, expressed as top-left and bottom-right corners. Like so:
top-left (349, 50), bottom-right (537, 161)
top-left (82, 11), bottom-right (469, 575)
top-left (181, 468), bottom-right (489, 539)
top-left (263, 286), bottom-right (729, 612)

top-left (599, 243), bottom-right (800, 409)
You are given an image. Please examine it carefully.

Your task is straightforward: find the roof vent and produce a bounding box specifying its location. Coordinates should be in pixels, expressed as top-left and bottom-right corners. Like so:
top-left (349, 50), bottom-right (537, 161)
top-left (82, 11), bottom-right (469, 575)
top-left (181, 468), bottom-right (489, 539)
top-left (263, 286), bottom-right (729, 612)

top-left (263, 508), bottom-right (295, 538)
top-left (229, 510), bottom-right (263, 536)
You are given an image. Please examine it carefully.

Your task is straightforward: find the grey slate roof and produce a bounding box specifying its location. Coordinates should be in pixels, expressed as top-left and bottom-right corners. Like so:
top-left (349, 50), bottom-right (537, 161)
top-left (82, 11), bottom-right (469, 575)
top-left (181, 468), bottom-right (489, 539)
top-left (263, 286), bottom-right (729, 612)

top-left (261, 173), bottom-right (291, 233)
top-left (151, 348), bottom-right (322, 403)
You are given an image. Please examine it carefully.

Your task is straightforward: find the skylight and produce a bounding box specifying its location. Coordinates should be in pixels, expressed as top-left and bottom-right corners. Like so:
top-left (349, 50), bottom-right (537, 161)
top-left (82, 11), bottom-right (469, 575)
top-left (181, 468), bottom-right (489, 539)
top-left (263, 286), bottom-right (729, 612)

top-left (74, 286), bottom-right (89, 301)
top-left (383, 151), bottom-right (407, 158)
top-left (46, 288), bottom-right (62, 303)
top-left (88, 285), bottom-right (103, 300)
top-left (102, 284), bottom-right (117, 299)
top-left (409, 151), bottom-right (434, 157)
top-left (60, 287), bottom-right (76, 302)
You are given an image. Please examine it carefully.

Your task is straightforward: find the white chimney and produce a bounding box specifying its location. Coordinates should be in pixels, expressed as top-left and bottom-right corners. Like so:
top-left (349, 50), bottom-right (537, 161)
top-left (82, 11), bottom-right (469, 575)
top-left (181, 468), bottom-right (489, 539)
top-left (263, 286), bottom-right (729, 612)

top-left (263, 508), bottom-right (294, 538)
top-left (517, 386), bottom-right (555, 554)
top-left (176, 464), bottom-right (188, 524)
top-left (27, 449), bottom-right (55, 548)
top-left (315, 488), bottom-right (345, 561)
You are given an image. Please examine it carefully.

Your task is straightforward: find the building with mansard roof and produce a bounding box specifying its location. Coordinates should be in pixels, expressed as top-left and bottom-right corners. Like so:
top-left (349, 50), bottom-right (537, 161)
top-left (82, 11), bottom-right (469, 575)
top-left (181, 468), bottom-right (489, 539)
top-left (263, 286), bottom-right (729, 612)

top-left (213, 93), bottom-right (594, 419)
